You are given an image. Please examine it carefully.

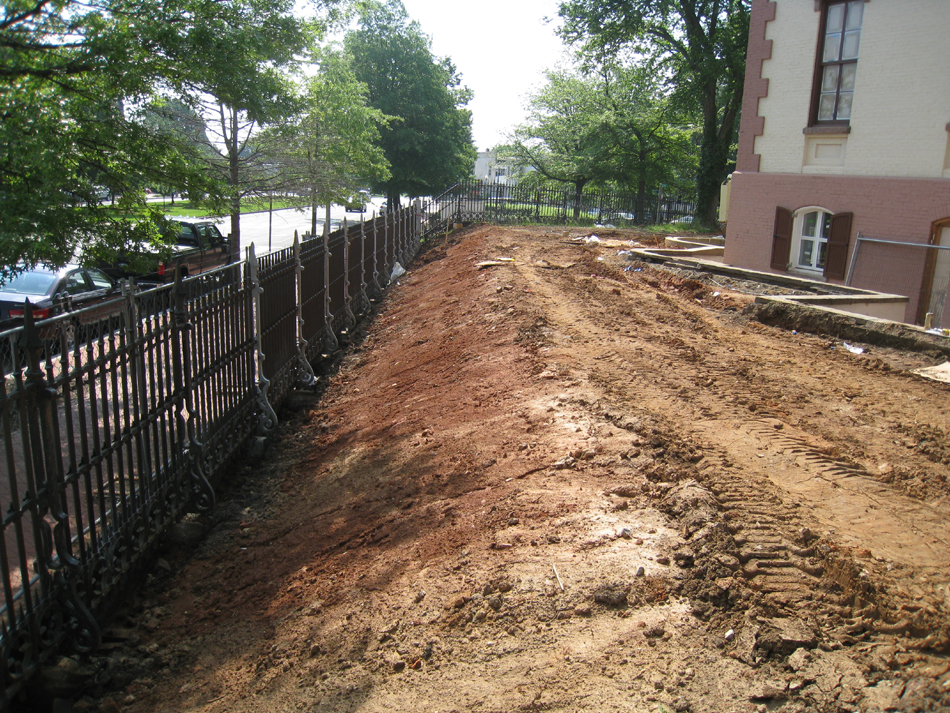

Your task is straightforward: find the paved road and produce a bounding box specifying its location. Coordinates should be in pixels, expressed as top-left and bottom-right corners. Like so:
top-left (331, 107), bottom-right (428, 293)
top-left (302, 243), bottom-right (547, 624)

top-left (213, 198), bottom-right (387, 256)
top-left (154, 197), bottom-right (388, 257)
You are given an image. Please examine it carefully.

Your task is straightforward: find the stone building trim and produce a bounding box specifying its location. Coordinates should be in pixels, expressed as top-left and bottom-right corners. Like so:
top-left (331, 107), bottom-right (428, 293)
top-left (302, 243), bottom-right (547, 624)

top-left (736, 0), bottom-right (777, 173)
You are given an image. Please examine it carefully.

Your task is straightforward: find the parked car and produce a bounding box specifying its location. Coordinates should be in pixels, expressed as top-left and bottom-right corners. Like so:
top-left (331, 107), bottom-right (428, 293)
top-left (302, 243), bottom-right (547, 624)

top-left (103, 219), bottom-right (232, 284)
top-left (345, 190), bottom-right (370, 213)
top-left (0, 264), bottom-right (120, 331)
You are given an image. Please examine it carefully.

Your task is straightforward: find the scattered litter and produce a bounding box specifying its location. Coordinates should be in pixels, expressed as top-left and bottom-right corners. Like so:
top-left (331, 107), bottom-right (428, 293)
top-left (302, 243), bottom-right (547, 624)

top-left (842, 342), bottom-right (865, 355)
top-left (925, 328), bottom-right (950, 337)
top-left (913, 361), bottom-right (950, 384)
top-left (476, 259), bottom-right (515, 269)
top-left (585, 235), bottom-right (600, 244)
top-left (712, 291), bottom-right (720, 297)
top-left (389, 262), bottom-right (406, 281)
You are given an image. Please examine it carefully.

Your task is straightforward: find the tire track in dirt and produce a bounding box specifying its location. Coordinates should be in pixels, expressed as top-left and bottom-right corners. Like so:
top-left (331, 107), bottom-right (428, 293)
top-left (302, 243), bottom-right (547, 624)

top-left (514, 241), bottom-right (950, 649)
top-left (75, 227), bottom-right (950, 713)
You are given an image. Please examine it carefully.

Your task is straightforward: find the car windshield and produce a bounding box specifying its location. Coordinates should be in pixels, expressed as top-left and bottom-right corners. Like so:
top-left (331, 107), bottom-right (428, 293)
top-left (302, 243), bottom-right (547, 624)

top-left (0, 271), bottom-right (58, 295)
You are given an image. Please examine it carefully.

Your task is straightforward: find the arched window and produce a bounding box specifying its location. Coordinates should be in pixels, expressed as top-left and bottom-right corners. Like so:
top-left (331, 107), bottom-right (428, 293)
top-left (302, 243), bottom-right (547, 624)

top-left (770, 206), bottom-right (853, 280)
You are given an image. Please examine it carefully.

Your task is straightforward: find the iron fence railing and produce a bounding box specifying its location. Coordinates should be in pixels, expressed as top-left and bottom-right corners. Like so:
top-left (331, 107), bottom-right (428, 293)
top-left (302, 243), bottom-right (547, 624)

top-left (0, 202), bottom-right (423, 707)
top-left (847, 233), bottom-right (950, 329)
top-left (0, 178), bottom-right (659, 705)
top-left (417, 178), bottom-right (696, 229)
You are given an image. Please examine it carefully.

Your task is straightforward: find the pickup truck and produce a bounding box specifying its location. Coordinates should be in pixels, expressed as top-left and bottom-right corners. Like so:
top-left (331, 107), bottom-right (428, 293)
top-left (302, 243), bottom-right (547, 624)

top-left (104, 219), bottom-right (232, 284)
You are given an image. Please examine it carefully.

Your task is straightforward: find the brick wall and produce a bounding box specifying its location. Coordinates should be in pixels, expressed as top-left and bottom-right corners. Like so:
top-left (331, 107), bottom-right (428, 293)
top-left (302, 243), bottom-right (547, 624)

top-left (724, 171), bottom-right (950, 323)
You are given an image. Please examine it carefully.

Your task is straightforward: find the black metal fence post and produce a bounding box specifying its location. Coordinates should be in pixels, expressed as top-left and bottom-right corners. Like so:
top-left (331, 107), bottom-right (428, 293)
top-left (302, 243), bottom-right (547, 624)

top-left (294, 233), bottom-right (316, 388)
top-left (172, 269), bottom-right (214, 513)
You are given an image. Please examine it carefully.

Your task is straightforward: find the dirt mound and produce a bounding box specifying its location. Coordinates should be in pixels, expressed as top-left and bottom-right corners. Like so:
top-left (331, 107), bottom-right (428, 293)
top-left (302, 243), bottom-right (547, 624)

top-left (45, 224), bottom-right (950, 713)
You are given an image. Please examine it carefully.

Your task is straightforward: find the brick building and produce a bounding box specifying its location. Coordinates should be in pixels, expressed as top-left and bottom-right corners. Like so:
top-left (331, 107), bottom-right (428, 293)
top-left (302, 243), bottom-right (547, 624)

top-left (724, 0), bottom-right (950, 327)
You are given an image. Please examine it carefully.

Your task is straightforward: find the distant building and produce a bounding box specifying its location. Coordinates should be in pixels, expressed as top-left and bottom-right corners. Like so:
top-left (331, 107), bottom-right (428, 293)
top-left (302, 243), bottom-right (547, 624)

top-left (725, 0), bottom-right (950, 327)
top-left (474, 151), bottom-right (520, 185)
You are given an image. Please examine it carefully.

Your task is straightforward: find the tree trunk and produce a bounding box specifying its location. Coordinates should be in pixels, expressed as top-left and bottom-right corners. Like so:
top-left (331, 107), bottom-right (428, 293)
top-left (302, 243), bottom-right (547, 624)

top-left (228, 107), bottom-right (241, 261)
top-left (572, 181), bottom-right (585, 221)
top-left (311, 190), bottom-right (318, 238)
top-left (636, 146), bottom-right (648, 225)
top-left (695, 79), bottom-right (741, 229)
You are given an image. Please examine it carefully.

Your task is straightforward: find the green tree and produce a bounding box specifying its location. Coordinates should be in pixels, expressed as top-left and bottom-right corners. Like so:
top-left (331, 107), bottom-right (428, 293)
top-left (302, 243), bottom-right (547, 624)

top-left (558, 0), bottom-right (750, 227)
top-left (0, 0), bottom-right (339, 270)
top-left (262, 48), bottom-right (391, 236)
top-left (345, 0), bottom-right (475, 207)
top-left (143, 98), bottom-right (219, 205)
top-left (508, 69), bottom-right (615, 220)
top-left (594, 63), bottom-right (698, 218)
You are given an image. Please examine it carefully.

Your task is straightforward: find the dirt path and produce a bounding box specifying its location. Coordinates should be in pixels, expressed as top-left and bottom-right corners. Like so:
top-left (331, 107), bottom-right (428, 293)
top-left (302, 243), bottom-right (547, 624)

top-left (67, 225), bottom-right (950, 713)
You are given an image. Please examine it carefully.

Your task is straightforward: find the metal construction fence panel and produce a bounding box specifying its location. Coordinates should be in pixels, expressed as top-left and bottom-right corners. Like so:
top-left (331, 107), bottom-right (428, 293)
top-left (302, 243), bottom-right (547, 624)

top-left (0, 203), bottom-right (422, 707)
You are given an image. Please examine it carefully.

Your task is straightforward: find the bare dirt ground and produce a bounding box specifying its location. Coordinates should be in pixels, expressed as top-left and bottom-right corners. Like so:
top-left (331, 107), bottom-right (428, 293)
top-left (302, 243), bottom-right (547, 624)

top-left (64, 225), bottom-right (950, 712)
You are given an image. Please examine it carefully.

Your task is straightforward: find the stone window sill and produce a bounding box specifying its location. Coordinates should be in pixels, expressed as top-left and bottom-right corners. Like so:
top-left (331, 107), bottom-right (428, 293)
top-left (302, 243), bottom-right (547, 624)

top-left (803, 125), bottom-right (852, 135)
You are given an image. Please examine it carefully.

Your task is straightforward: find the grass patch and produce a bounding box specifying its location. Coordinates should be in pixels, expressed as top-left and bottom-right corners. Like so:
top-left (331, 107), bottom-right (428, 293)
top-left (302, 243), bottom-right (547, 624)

top-left (644, 221), bottom-right (723, 234)
top-left (159, 199), bottom-right (303, 218)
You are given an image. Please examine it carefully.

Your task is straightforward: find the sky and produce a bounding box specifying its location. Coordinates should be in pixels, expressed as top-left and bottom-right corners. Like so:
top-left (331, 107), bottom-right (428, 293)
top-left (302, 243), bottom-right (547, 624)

top-left (399, 0), bottom-right (570, 152)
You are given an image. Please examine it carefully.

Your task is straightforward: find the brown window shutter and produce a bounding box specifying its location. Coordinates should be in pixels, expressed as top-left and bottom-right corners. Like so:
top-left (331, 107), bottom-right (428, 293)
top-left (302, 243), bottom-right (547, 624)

top-left (824, 211), bottom-right (853, 280)
top-left (770, 206), bottom-right (793, 270)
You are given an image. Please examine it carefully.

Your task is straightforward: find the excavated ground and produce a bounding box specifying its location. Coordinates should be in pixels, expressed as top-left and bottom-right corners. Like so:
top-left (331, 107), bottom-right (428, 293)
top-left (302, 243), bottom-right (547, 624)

top-left (56, 225), bottom-right (950, 712)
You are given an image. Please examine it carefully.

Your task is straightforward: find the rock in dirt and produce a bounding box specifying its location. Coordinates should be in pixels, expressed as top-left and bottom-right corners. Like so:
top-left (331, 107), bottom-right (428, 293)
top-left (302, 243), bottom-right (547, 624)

top-left (37, 656), bottom-right (94, 698)
top-left (658, 480), bottom-right (720, 537)
top-left (673, 549), bottom-right (695, 567)
top-left (592, 583), bottom-right (628, 607)
top-left (861, 679), bottom-right (905, 711)
top-left (787, 648), bottom-right (811, 671)
top-left (756, 618), bottom-right (817, 655)
top-left (446, 595), bottom-right (469, 610)
top-left (749, 680), bottom-right (787, 701)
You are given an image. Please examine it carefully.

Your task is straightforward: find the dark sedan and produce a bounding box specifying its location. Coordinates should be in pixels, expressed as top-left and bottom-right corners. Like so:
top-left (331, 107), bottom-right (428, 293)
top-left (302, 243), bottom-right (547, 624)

top-left (0, 264), bottom-right (120, 331)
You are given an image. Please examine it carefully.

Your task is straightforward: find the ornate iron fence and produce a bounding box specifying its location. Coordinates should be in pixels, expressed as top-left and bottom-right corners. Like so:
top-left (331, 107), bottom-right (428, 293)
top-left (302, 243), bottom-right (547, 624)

top-left (0, 177), bottom-right (656, 704)
top-left (417, 178), bottom-right (696, 229)
top-left (0, 202), bottom-right (423, 707)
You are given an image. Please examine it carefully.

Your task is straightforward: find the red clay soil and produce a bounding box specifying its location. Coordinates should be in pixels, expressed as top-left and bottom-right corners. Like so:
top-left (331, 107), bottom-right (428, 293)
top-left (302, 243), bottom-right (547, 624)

top-left (64, 225), bottom-right (950, 713)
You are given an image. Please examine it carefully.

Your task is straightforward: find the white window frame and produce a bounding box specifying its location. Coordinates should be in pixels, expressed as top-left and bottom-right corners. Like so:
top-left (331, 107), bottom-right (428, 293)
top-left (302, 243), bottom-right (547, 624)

top-left (791, 207), bottom-right (834, 274)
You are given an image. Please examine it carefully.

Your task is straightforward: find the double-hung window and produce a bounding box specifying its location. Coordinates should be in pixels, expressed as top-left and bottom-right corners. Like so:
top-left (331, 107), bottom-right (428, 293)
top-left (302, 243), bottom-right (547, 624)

top-left (813, 1), bottom-right (863, 125)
